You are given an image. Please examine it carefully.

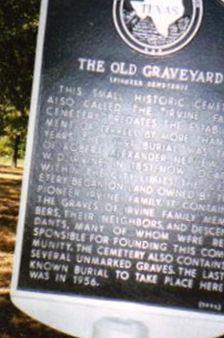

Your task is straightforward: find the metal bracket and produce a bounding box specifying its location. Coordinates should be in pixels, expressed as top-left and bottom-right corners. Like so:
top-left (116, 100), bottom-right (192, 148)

top-left (92, 317), bottom-right (149, 338)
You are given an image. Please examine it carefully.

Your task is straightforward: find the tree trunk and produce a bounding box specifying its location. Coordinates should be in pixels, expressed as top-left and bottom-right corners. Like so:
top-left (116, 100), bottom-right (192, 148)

top-left (12, 135), bottom-right (20, 168)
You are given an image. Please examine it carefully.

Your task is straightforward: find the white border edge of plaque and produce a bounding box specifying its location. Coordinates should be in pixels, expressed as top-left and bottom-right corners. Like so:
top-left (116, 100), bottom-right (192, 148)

top-left (10, 1), bottom-right (224, 338)
top-left (10, 290), bottom-right (224, 338)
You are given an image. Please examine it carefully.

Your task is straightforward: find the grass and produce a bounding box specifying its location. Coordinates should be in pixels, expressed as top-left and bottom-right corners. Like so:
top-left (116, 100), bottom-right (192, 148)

top-left (0, 165), bottom-right (21, 297)
top-left (0, 164), bottom-right (73, 337)
top-left (0, 157), bottom-right (24, 168)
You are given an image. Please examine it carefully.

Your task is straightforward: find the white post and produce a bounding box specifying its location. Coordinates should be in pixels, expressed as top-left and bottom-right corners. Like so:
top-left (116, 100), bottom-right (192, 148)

top-left (92, 318), bottom-right (149, 338)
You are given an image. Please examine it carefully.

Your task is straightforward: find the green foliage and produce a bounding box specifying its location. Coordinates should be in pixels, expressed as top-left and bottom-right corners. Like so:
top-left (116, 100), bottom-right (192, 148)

top-left (0, 0), bottom-right (40, 165)
top-left (0, 0), bottom-right (40, 112)
top-left (0, 136), bottom-right (12, 157)
top-left (0, 135), bottom-right (26, 159)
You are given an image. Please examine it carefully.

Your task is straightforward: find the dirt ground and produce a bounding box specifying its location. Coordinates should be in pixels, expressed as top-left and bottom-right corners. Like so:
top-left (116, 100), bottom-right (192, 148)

top-left (0, 165), bottom-right (73, 338)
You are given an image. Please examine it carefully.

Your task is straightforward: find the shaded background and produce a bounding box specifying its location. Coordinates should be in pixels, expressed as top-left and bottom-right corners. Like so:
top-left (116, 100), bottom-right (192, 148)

top-left (0, 1), bottom-right (73, 336)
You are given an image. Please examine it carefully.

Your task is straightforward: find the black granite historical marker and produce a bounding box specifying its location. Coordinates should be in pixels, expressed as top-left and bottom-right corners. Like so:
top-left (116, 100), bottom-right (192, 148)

top-left (11, 1), bottom-right (224, 337)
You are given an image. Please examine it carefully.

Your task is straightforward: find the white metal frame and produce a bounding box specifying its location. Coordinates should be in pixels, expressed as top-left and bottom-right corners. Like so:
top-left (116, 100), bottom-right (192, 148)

top-left (10, 1), bottom-right (224, 337)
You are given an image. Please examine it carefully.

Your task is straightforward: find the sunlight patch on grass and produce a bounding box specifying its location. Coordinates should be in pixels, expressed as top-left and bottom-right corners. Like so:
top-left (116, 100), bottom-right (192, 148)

top-left (0, 173), bottom-right (23, 180)
top-left (0, 228), bottom-right (16, 252)
top-left (0, 252), bottom-right (13, 295)
top-left (0, 157), bottom-right (24, 168)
